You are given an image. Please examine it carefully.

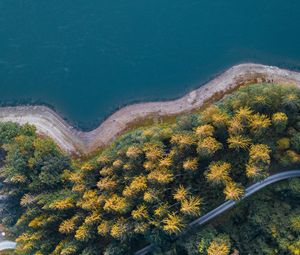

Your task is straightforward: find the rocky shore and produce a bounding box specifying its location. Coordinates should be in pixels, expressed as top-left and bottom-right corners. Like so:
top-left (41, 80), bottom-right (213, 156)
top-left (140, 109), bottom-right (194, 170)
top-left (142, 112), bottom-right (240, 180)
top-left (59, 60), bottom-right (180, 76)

top-left (0, 63), bottom-right (299, 154)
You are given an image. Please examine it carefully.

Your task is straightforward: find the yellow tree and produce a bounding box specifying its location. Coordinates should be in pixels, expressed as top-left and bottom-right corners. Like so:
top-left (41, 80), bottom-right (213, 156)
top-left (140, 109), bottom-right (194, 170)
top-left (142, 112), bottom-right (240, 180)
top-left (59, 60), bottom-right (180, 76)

top-left (143, 142), bottom-right (164, 162)
top-left (163, 213), bottom-right (184, 234)
top-left (197, 137), bottom-right (222, 158)
top-left (123, 175), bottom-right (147, 197)
top-left (290, 214), bottom-right (300, 232)
top-left (171, 133), bottom-right (196, 150)
top-left (249, 113), bottom-right (271, 136)
top-left (247, 143), bottom-right (271, 179)
top-left (236, 106), bottom-right (253, 125)
top-left (195, 124), bottom-right (215, 139)
top-left (112, 159), bottom-right (123, 169)
top-left (248, 144), bottom-right (271, 166)
top-left (147, 168), bottom-right (174, 184)
top-left (99, 166), bottom-right (113, 177)
top-left (202, 106), bottom-right (230, 128)
top-left (154, 203), bottom-right (169, 217)
top-left (227, 135), bottom-right (251, 151)
top-left (173, 185), bottom-right (189, 202)
top-left (211, 111), bottom-right (230, 128)
top-left (282, 93), bottom-right (300, 111)
top-left (183, 157), bottom-right (198, 171)
top-left (126, 145), bottom-right (143, 159)
top-left (97, 177), bottom-right (117, 191)
top-left (143, 189), bottom-right (159, 203)
top-left (103, 194), bottom-right (129, 214)
top-left (180, 195), bottom-right (202, 216)
top-left (98, 220), bottom-right (111, 237)
top-left (207, 235), bottom-right (231, 255)
top-left (252, 95), bottom-right (269, 110)
top-left (75, 223), bottom-right (90, 241)
top-left (110, 217), bottom-right (128, 239)
top-left (223, 182), bottom-right (245, 200)
top-left (131, 204), bottom-right (149, 220)
top-left (48, 197), bottom-right (75, 210)
top-left (272, 112), bottom-right (288, 133)
top-left (228, 117), bottom-right (244, 135)
top-left (159, 156), bottom-right (173, 168)
top-left (78, 190), bottom-right (99, 211)
top-left (206, 161), bottom-right (232, 185)
top-left (59, 216), bottom-right (80, 234)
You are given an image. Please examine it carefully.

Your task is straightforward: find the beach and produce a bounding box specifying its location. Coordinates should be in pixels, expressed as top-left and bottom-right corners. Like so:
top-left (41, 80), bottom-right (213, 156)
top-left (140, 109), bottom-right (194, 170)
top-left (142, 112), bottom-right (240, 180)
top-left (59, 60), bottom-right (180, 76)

top-left (0, 63), bottom-right (299, 155)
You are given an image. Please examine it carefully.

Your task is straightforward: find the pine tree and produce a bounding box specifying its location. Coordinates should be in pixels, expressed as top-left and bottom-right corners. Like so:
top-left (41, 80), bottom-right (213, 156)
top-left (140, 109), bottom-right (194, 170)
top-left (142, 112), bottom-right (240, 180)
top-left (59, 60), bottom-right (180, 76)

top-left (163, 213), bottom-right (184, 234)
top-left (223, 182), bottom-right (244, 200)
top-left (272, 112), bottom-right (288, 133)
top-left (227, 135), bottom-right (251, 151)
top-left (131, 204), bottom-right (149, 220)
top-left (183, 158), bottom-right (198, 171)
top-left (235, 106), bottom-right (253, 124)
top-left (206, 161), bottom-right (232, 185)
top-left (180, 196), bottom-right (202, 216)
top-left (207, 235), bottom-right (231, 255)
top-left (110, 218), bottom-right (128, 239)
top-left (249, 114), bottom-right (271, 137)
top-left (173, 185), bottom-right (189, 202)
top-left (197, 137), bottom-right (222, 158)
top-left (147, 168), bottom-right (174, 184)
top-left (228, 117), bottom-right (244, 135)
top-left (195, 124), bottom-right (215, 139)
top-left (103, 195), bottom-right (129, 214)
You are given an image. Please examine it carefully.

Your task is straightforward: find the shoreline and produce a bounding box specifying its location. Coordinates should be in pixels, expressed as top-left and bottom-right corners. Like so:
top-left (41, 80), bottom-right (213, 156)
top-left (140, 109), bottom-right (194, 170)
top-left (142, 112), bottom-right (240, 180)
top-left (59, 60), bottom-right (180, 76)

top-left (1, 63), bottom-right (300, 154)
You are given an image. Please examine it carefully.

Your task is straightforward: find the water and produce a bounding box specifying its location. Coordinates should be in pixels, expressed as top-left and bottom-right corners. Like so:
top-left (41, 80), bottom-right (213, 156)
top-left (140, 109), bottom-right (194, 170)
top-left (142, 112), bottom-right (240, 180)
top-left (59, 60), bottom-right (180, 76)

top-left (0, 0), bottom-right (300, 130)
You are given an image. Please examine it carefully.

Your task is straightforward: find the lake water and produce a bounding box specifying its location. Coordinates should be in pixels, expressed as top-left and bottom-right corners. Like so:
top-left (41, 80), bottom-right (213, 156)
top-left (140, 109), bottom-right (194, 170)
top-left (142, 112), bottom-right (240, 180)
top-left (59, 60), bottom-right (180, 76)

top-left (1, 0), bottom-right (300, 130)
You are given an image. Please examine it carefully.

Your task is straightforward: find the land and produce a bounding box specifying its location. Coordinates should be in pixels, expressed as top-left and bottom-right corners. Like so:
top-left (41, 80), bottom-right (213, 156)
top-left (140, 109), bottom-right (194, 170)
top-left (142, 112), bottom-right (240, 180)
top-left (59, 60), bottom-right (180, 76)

top-left (1, 81), bottom-right (300, 255)
top-left (0, 63), bottom-right (300, 154)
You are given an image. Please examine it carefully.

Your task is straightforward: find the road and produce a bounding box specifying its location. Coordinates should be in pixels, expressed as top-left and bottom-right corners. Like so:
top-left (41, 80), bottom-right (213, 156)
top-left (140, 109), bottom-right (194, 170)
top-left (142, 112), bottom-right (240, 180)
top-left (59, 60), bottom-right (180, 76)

top-left (135, 170), bottom-right (300, 255)
top-left (0, 241), bottom-right (16, 251)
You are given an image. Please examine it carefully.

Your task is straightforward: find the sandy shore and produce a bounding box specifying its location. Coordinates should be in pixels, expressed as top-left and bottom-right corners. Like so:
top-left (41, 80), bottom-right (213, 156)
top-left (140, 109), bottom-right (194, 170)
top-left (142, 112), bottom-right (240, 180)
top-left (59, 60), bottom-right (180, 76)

top-left (0, 63), bottom-right (300, 155)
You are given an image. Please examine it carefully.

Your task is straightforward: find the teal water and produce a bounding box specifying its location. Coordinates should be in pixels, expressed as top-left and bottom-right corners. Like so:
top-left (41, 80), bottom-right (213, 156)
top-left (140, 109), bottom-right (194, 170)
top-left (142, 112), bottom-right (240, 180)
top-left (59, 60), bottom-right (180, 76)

top-left (0, 0), bottom-right (300, 130)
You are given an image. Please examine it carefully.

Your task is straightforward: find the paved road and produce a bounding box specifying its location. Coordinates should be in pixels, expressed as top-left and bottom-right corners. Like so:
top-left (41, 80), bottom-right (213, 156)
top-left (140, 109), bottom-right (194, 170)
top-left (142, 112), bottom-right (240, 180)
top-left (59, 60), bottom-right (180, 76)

top-left (0, 241), bottom-right (16, 251)
top-left (135, 170), bottom-right (300, 255)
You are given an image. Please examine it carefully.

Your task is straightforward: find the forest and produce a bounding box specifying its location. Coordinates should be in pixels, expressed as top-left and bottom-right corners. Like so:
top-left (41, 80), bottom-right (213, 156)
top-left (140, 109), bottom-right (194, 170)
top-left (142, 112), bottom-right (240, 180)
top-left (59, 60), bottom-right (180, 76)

top-left (0, 83), bottom-right (300, 254)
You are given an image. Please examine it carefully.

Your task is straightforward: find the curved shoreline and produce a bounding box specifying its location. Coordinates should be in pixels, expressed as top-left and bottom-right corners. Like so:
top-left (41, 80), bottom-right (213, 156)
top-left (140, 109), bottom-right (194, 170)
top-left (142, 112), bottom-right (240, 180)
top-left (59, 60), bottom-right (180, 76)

top-left (1, 63), bottom-right (300, 154)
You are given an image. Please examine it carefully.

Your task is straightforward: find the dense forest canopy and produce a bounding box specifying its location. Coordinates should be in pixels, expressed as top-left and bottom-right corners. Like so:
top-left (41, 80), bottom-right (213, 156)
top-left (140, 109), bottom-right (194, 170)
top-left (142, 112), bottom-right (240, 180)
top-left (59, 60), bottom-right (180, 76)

top-left (0, 83), bottom-right (300, 254)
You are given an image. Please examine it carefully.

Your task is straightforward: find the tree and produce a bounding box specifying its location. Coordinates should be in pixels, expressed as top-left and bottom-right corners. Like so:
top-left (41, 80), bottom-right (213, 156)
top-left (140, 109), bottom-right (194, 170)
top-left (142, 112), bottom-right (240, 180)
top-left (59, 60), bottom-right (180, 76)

top-left (227, 135), bottom-right (251, 151)
top-left (195, 124), bottom-right (215, 139)
top-left (272, 112), bottom-right (288, 133)
top-left (228, 117), bottom-right (244, 135)
top-left (249, 114), bottom-right (271, 137)
top-left (173, 185), bottom-right (189, 202)
top-left (197, 137), bottom-right (222, 158)
top-left (207, 235), bottom-right (231, 255)
top-left (206, 161), bottom-right (232, 185)
top-left (163, 213), bottom-right (184, 234)
top-left (291, 132), bottom-right (300, 153)
top-left (223, 182), bottom-right (244, 200)
top-left (183, 158), bottom-right (198, 171)
top-left (180, 196), bottom-right (201, 216)
top-left (246, 144), bottom-right (271, 180)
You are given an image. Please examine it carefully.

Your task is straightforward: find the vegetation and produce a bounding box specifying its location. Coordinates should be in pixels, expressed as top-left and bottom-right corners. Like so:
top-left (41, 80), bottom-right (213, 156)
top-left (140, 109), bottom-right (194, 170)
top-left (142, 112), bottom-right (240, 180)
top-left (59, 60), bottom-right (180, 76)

top-left (175, 178), bottom-right (300, 255)
top-left (0, 83), bottom-right (299, 254)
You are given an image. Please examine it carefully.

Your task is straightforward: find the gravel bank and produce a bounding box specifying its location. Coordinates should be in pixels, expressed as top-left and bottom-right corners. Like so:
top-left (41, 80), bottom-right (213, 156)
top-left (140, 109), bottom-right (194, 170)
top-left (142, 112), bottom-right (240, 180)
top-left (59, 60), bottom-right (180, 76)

top-left (0, 63), bottom-right (299, 154)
